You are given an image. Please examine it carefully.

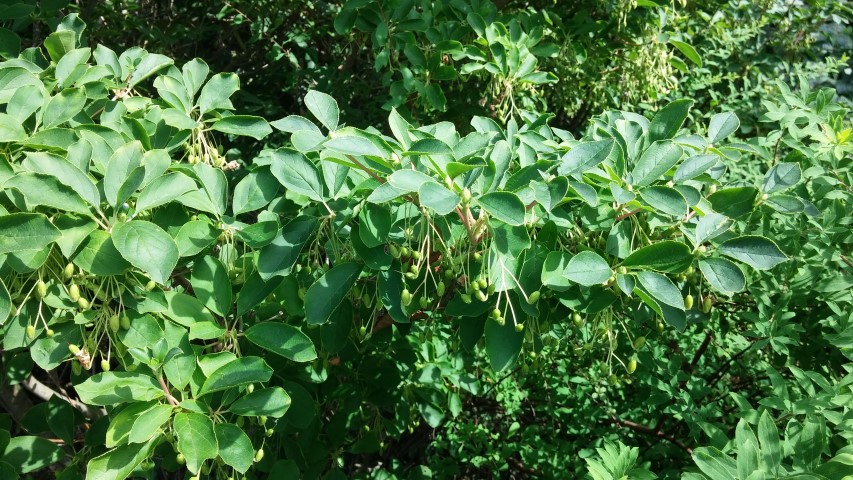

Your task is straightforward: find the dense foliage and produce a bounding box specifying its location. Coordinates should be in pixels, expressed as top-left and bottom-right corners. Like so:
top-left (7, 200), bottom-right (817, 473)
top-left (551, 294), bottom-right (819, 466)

top-left (0, 1), bottom-right (851, 479)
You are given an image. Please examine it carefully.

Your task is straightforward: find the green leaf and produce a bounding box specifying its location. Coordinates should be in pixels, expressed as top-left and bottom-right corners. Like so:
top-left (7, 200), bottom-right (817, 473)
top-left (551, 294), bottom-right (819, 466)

top-left (72, 230), bottom-right (131, 276)
top-left (708, 187), bottom-right (758, 218)
top-left (106, 401), bottom-right (153, 448)
top-left (234, 273), bottom-right (280, 318)
top-left (234, 220), bottom-right (278, 248)
top-left (2, 436), bottom-right (62, 474)
top-left (674, 154), bottom-right (719, 182)
top-left (232, 168), bottom-right (280, 215)
top-left (698, 258), bottom-right (745, 295)
top-left (0, 112), bottom-right (26, 142)
top-left (558, 139), bottom-right (615, 175)
top-left (305, 263), bottom-right (361, 325)
top-left (0, 279), bottom-right (10, 326)
top-left (763, 162), bottom-right (801, 194)
top-left (112, 220), bottom-right (179, 284)
top-left (163, 291), bottom-right (214, 327)
top-left (175, 220), bottom-right (218, 257)
top-left (197, 72), bottom-right (238, 115)
top-left (135, 172), bottom-right (197, 214)
top-left (214, 423), bottom-right (253, 474)
top-left (648, 99), bottom-right (693, 143)
top-left (718, 236), bottom-right (787, 270)
top-left (419, 181), bottom-right (459, 215)
top-left (128, 404), bottom-right (173, 444)
top-left (669, 40), bottom-right (702, 67)
top-left (245, 323), bottom-right (317, 362)
top-left (358, 203), bottom-right (392, 248)
top-left (173, 413), bottom-right (218, 475)
top-left (191, 256), bottom-right (232, 316)
top-left (74, 372), bottom-right (163, 406)
top-left (22, 152), bottom-right (100, 207)
top-left (85, 440), bottom-right (156, 480)
top-left (638, 186), bottom-right (687, 217)
top-left (270, 115), bottom-right (320, 134)
top-left (0, 213), bottom-right (61, 254)
top-left (270, 149), bottom-right (325, 201)
top-left (565, 251), bottom-right (611, 286)
top-left (5, 172), bottom-right (91, 215)
top-left (257, 216), bottom-right (317, 280)
top-left (198, 356), bottom-right (273, 396)
top-left (477, 191), bottom-right (526, 226)
top-left (304, 90), bottom-right (339, 131)
top-left (708, 112), bottom-right (739, 143)
top-left (43, 87), bottom-right (86, 128)
top-left (388, 169), bottom-right (435, 192)
top-left (758, 410), bottom-right (782, 472)
top-left (622, 241), bottom-right (692, 273)
top-left (485, 300), bottom-right (524, 372)
top-left (636, 271), bottom-right (684, 310)
top-left (735, 420), bottom-right (760, 479)
top-left (211, 115), bottom-right (271, 140)
top-left (229, 387), bottom-right (291, 418)
top-left (692, 447), bottom-right (738, 480)
top-left (103, 142), bottom-right (143, 208)
top-left (631, 141), bottom-right (683, 186)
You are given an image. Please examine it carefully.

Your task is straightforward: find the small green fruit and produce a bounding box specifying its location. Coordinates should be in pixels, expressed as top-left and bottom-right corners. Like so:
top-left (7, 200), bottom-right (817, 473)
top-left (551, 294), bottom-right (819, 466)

top-left (633, 336), bottom-right (646, 350)
top-left (100, 360), bottom-right (111, 372)
top-left (45, 328), bottom-right (54, 337)
top-left (26, 325), bottom-right (35, 339)
top-left (63, 263), bottom-right (75, 280)
top-left (144, 280), bottom-right (156, 291)
top-left (68, 344), bottom-right (80, 355)
top-left (401, 289), bottom-right (412, 307)
top-left (627, 358), bottom-right (637, 374)
top-left (36, 280), bottom-right (47, 299)
top-left (572, 313), bottom-right (583, 327)
top-left (247, 384), bottom-right (254, 394)
top-left (702, 295), bottom-right (713, 313)
top-left (515, 323), bottom-right (524, 332)
top-left (527, 291), bottom-right (540, 304)
top-left (608, 374), bottom-right (618, 385)
top-left (77, 297), bottom-right (89, 310)
top-left (120, 316), bottom-right (131, 330)
top-left (685, 294), bottom-right (694, 310)
top-left (108, 314), bottom-right (120, 332)
top-left (475, 290), bottom-right (487, 302)
top-left (437, 281), bottom-right (446, 297)
top-left (68, 284), bottom-right (80, 302)
top-left (359, 326), bottom-right (367, 335)
top-left (176, 453), bottom-right (185, 465)
top-left (254, 448), bottom-right (265, 462)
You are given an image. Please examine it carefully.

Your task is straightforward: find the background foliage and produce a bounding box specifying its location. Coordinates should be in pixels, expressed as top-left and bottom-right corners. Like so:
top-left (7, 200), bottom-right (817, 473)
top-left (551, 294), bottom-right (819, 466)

top-left (0, 0), bottom-right (851, 479)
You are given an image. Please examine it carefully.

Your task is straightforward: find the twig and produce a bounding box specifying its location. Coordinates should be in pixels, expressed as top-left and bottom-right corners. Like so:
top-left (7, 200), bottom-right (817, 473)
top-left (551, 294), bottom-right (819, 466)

top-left (840, 255), bottom-right (853, 269)
top-left (158, 375), bottom-right (179, 406)
top-left (615, 208), bottom-right (642, 222)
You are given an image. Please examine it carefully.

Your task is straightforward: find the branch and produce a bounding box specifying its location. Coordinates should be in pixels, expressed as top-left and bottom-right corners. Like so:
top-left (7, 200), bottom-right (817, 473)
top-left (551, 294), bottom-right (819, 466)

top-left (689, 330), bottom-right (714, 372)
top-left (607, 417), bottom-right (693, 454)
top-left (23, 375), bottom-right (105, 419)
